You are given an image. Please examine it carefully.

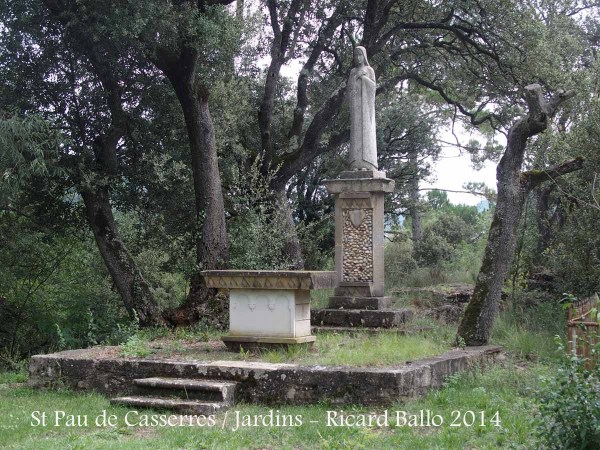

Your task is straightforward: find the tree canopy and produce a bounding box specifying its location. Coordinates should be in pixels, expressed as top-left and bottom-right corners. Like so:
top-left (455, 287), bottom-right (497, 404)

top-left (1, 0), bottom-right (599, 355)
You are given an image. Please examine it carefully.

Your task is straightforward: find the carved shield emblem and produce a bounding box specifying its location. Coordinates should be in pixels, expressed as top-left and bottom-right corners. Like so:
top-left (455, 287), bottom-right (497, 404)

top-left (349, 209), bottom-right (365, 228)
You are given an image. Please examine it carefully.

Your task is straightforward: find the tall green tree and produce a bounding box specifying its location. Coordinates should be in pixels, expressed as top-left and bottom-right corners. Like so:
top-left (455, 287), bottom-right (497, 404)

top-left (457, 0), bottom-right (598, 345)
top-left (1, 1), bottom-right (165, 325)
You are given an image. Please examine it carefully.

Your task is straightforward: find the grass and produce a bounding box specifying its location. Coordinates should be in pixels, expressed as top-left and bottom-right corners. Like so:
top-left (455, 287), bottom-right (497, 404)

top-left (0, 357), bottom-right (547, 449)
top-left (259, 331), bottom-right (449, 366)
top-left (0, 289), bottom-right (569, 448)
top-left (113, 330), bottom-right (452, 367)
top-left (491, 301), bottom-right (566, 362)
top-left (0, 370), bottom-right (27, 384)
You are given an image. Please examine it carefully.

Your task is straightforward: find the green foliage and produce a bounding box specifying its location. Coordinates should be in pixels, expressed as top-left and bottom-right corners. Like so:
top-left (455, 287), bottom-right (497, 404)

top-left (0, 370), bottom-right (27, 384)
top-left (227, 159), bottom-right (299, 270)
top-left (414, 231), bottom-right (455, 267)
top-left (0, 114), bottom-right (63, 206)
top-left (387, 193), bottom-right (491, 289)
top-left (547, 206), bottom-right (600, 296)
top-left (384, 234), bottom-right (418, 288)
top-left (0, 212), bottom-right (136, 364)
top-left (119, 334), bottom-right (153, 358)
top-left (297, 218), bottom-right (334, 270)
top-left (413, 193), bottom-right (489, 269)
top-left (534, 344), bottom-right (600, 449)
top-left (114, 212), bottom-right (191, 309)
top-left (492, 296), bottom-right (566, 361)
top-left (426, 190), bottom-right (451, 210)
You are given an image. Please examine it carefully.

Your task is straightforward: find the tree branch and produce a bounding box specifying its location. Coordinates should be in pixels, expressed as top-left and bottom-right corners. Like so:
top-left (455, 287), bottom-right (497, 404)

top-left (288, 6), bottom-right (344, 141)
top-left (522, 157), bottom-right (585, 191)
top-left (259, 0), bottom-right (305, 171)
top-left (404, 73), bottom-right (499, 127)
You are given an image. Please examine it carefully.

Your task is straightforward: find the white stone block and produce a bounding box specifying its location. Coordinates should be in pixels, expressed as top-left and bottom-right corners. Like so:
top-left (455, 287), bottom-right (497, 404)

top-left (229, 289), bottom-right (311, 338)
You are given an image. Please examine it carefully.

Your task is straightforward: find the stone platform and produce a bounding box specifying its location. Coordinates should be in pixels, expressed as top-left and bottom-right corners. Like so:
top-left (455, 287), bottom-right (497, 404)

top-left (29, 345), bottom-right (502, 406)
top-left (315, 292), bottom-right (414, 329)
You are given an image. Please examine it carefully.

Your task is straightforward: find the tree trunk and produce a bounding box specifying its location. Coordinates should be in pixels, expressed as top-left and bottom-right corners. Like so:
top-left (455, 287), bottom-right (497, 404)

top-left (409, 153), bottom-right (421, 242)
top-left (40, 0), bottom-right (164, 326)
top-left (457, 84), bottom-right (580, 346)
top-left (162, 76), bottom-right (229, 326)
top-left (275, 189), bottom-right (304, 269)
top-left (457, 159), bottom-right (527, 345)
top-left (82, 187), bottom-right (162, 327)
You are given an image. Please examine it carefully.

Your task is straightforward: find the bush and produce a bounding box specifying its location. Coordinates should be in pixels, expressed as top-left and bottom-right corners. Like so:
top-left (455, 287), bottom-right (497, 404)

top-left (385, 237), bottom-right (418, 289)
top-left (227, 159), bottom-right (301, 270)
top-left (0, 213), bottom-right (136, 364)
top-left (414, 231), bottom-right (454, 266)
top-left (534, 341), bottom-right (600, 449)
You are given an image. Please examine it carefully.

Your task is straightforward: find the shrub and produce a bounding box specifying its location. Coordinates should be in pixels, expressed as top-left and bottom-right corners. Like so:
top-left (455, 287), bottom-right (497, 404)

top-left (414, 231), bottom-right (454, 266)
top-left (534, 339), bottom-right (600, 449)
top-left (385, 237), bottom-right (418, 289)
top-left (0, 214), bottom-right (133, 363)
top-left (227, 159), bottom-right (301, 270)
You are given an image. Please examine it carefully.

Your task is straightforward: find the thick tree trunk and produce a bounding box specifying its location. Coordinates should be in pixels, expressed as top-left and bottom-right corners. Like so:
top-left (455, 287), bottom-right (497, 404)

top-left (41, 0), bottom-right (164, 326)
top-left (457, 158), bottom-right (527, 345)
top-left (162, 76), bottom-right (229, 325)
top-left (82, 188), bottom-right (162, 327)
top-left (457, 84), bottom-right (579, 346)
top-left (175, 83), bottom-right (229, 271)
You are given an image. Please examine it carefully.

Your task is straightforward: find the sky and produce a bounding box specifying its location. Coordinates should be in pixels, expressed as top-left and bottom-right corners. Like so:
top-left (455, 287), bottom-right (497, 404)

top-left (421, 127), bottom-right (501, 206)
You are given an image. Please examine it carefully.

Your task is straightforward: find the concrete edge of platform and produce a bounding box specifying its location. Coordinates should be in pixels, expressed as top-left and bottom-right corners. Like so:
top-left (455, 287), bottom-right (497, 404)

top-left (28, 345), bottom-right (502, 406)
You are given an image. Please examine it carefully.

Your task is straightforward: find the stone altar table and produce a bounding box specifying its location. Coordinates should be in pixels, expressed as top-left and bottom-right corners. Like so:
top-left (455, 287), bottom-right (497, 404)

top-left (201, 270), bottom-right (336, 351)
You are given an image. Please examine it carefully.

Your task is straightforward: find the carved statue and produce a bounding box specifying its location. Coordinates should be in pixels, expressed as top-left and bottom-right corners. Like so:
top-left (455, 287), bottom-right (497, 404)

top-left (348, 46), bottom-right (378, 170)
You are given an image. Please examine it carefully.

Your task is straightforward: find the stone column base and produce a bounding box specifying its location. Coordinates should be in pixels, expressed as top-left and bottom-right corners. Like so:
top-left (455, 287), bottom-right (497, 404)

top-left (328, 296), bottom-right (392, 310)
top-left (323, 176), bottom-right (395, 298)
top-left (312, 308), bottom-right (413, 328)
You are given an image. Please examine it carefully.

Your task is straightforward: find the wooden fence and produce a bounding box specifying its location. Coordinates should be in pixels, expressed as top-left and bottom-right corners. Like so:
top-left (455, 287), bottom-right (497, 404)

top-left (567, 294), bottom-right (599, 369)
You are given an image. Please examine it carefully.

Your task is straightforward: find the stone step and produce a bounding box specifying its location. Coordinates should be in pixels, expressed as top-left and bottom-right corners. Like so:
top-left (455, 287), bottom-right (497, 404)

top-left (133, 378), bottom-right (237, 402)
top-left (110, 396), bottom-right (228, 415)
top-left (328, 296), bottom-right (392, 310)
top-left (312, 308), bottom-right (413, 328)
top-left (312, 325), bottom-right (432, 335)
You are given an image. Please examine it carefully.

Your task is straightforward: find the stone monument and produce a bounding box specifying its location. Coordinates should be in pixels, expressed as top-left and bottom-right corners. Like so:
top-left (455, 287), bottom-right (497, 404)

top-left (313, 47), bottom-right (412, 328)
top-left (201, 270), bottom-right (336, 350)
top-left (348, 46), bottom-right (378, 172)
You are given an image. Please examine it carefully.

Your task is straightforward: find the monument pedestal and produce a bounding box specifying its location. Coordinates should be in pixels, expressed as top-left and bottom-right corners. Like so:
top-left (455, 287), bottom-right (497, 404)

top-left (311, 173), bottom-right (413, 329)
top-left (325, 175), bottom-right (394, 298)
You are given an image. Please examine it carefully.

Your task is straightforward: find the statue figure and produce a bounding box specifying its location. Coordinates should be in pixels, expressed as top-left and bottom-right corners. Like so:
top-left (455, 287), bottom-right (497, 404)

top-left (348, 46), bottom-right (378, 170)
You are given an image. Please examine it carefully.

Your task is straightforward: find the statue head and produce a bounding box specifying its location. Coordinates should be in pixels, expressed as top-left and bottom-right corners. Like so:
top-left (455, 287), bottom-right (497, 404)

top-left (353, 46), bottom-right (369, 67)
